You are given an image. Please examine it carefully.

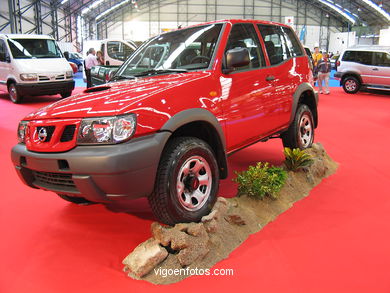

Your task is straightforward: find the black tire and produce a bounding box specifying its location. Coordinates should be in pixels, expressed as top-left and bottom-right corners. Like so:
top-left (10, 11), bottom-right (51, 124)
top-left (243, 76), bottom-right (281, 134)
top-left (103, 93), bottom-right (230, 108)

top-left (282, 104), bottom-right (314, 149)
top-left (342, 76), bottom-right (360, 94)
top-left (148, 137), bottom-right (219, 225)
top-left (60, 92), bottom-right (72, 99)
top-left (57, 193), bottom-right (94, 205)
top-left (8, 83), bottom-right (23, 104)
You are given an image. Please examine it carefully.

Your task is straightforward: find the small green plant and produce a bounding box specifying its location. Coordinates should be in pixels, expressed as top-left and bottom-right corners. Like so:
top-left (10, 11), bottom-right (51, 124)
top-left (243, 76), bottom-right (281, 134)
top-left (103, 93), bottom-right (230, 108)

top-left (283, 147), bottom-right (314, 171)
top-left (233, 162), bottom-right (287, 199)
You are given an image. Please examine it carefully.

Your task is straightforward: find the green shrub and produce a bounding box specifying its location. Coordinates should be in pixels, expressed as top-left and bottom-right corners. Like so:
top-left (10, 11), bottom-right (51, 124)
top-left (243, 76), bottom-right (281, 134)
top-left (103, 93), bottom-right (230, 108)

top-left (233, 162), bottom-right (287, 199)
top-left (283, 147), bottom-right (314, 171)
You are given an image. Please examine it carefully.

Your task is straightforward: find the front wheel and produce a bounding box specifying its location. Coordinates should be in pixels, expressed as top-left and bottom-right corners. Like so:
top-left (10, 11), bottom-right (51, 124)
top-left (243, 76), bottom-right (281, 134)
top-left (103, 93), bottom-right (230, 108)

top-left (282, 104), bottom-right (315, 149)
top-left (8, 83), bottom-right (23, 104)
top-left (343, 76), bottom-right (360, 94)
top-left (148, 137), bottom-right (219, 225)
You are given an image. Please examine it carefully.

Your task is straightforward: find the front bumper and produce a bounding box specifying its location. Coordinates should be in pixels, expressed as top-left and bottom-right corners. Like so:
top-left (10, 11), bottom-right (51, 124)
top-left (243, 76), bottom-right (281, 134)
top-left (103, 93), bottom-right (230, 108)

top-left (11, 132), bottom-right (171, 202)
top-left (16, 80), bottom-right (75, 96)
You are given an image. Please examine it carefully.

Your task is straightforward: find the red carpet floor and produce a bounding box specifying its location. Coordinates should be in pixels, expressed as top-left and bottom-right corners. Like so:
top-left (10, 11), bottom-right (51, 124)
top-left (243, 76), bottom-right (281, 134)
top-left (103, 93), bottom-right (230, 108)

top-left (1, 87), bottom-right (390, 293)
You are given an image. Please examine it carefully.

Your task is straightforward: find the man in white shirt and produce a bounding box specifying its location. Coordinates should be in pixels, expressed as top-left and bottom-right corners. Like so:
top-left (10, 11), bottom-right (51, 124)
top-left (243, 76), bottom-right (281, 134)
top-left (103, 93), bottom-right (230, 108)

top-left (84, 48), bottom-right (99, 88)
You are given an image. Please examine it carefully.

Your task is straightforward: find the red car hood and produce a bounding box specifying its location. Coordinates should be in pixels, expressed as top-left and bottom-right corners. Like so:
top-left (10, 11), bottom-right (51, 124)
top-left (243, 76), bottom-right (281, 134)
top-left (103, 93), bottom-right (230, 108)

top-left (24, 72), bottom-right (210, 120)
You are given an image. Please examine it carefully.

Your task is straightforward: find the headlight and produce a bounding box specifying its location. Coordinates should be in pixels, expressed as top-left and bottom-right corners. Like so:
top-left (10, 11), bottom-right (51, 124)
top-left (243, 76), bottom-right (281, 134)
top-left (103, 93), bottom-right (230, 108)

top-left (20, 73), bottom-right (37, 81)
top-left (66, 70), bottom-right (73, 78)
top-left (77, 114), bottom-right (136, 144)
top-left (17, 121), bottom-right (28, 143)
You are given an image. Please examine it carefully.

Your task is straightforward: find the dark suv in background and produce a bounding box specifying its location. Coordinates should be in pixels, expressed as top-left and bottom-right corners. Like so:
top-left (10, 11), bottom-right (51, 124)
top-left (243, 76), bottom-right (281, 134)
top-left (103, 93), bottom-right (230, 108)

top-left (334, 46), bottom-right (390, 94)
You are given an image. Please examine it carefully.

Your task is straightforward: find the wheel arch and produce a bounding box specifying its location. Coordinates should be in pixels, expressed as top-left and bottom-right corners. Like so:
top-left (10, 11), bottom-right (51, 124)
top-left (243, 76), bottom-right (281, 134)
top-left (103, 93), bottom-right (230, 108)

top-left (341, 72), bottom-right (362, 84)
top-left (7, 77), bottom-right (17, 88)
top-left (291, 83), bottom-right (318, 128)
top-left (160, 109), bottom-right (228, 179)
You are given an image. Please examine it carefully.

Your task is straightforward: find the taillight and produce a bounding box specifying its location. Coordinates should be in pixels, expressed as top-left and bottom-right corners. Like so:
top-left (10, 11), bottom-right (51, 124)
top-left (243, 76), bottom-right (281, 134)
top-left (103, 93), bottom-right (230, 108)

top-left (336, 60), bottom-right (340, 67)
top-left (105, 73), bottom-right (110, 82)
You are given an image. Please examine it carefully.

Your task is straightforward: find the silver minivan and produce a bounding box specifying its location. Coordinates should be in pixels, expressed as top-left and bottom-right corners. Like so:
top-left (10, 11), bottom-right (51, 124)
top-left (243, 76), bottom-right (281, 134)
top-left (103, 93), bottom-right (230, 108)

top-left (334, 46), bottom-right (390, 94)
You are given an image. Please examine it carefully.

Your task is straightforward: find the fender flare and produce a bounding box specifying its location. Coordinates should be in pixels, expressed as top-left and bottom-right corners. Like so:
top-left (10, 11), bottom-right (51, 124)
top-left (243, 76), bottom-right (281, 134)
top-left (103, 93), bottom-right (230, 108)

top-left (290, 82), bottom-right (319, 127)
top-left (160, 108), bottom-right (228, 179)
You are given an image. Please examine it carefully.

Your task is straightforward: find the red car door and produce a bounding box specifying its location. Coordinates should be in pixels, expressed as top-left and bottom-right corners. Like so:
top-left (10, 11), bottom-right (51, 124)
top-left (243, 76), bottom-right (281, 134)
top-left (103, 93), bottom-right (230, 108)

top-left (221, 23), bottom-right (277, 153)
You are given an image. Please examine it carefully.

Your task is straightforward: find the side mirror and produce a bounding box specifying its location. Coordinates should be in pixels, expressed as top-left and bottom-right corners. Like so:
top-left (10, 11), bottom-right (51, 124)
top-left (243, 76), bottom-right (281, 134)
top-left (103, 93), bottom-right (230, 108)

top-left (223, 48), bottom-right (250, 74)
top-left (6, 55), bottom-right (11, 63)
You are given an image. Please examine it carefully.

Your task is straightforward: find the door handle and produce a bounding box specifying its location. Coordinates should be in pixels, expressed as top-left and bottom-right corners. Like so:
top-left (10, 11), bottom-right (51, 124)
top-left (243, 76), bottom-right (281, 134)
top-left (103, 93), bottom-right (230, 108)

top-left (372, 68), bottom-right (379, 71)
top-left (266, 75), bottom-right (275, 81)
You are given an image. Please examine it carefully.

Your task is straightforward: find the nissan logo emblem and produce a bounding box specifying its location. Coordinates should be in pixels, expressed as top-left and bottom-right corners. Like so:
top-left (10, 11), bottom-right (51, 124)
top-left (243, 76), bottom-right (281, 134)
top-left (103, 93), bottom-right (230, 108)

top-left (38, 127), bottom-right (48, 142)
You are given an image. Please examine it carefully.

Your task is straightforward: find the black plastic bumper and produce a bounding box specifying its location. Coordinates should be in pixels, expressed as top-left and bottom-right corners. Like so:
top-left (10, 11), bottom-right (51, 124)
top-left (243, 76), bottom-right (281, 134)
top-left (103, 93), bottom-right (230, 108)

top-left (11, 132), bottom-right (171, 202)
top-left (334, 72), bottom-right (342, 79)
top-left (16, 80), bottom-right (75, 96)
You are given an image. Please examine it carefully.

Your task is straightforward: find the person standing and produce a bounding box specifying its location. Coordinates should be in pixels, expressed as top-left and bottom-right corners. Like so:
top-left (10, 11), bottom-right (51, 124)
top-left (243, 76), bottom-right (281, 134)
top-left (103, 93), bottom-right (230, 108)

top-left (96, 50), bottom-right (104, 65)
top-left (84, 48), bottom-right (99, 88)
top-left (312, 46), bottom-right (322, 67)
top-left (317, 53), bottom-right (331, 94)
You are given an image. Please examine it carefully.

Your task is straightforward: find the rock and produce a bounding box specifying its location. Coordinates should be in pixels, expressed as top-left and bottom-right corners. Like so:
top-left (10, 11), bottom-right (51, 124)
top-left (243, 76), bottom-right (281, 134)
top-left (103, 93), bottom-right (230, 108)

top-left (151, 221), bottom-right (210, 267)
top-left (186, 222), bottom-right (207, 237)
top-left (201, 210), bottom-right (217, 223)
top-left (225, 214), bottom-right (246, 226)
top-left (178, 238), bottom-right (209, 266)
top-left (204, 218), bottom-right (218, 233)
top-left (122, 239), bottom-right (168, 278)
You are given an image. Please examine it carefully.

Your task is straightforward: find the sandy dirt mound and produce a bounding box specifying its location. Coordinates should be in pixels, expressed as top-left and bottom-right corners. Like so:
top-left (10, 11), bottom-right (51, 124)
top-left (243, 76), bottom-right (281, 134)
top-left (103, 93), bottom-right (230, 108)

top-left (122, 143), bottom-right (338, 284)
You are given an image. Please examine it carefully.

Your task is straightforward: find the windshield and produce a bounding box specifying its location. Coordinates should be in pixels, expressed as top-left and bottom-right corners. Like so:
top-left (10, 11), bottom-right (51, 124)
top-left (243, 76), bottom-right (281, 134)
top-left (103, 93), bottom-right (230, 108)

top-left (7, 38), bottom-right (63, 59)
top-left (116, 23), bottom-right (223, 78)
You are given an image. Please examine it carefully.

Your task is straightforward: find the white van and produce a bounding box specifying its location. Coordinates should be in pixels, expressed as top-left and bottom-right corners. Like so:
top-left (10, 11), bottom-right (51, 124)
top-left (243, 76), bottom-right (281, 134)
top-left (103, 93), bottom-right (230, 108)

top-left (0, 34), bottom-right (74, 103)
top-left (83, 39), bottom-right (137, 66)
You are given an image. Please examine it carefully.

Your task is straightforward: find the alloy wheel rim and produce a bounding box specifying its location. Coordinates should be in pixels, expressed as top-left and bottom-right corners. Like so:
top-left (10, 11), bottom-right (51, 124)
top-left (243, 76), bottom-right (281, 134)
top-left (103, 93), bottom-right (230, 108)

top-left (9, 85), bottom-right (17, 102)
top-left (176, 155), bottom-right (212, 211)
top-left (299, 113), bottom-right (313, 148)
top-left (345, 79), bottom-right (357, 92)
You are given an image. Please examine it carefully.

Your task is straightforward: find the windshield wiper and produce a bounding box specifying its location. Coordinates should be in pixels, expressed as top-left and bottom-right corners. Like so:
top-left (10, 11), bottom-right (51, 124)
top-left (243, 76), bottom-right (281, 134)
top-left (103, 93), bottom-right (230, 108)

top-left (110, 75), bottom-right (136, 81)
top-left (133, 68), bottom-right (188, 77)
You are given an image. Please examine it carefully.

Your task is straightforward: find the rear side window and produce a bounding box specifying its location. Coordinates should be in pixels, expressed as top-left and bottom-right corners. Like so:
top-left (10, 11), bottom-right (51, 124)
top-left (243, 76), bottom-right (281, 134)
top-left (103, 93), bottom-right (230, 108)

top-left (373, 52), bottom-right (390, 67)
top-left (0, 40), bottom-right (7, 62)
top-left (225, 23), bottom-right (266, 70)
top-left (342, 50), bottom-right (374, 65)
top-left (282, 27), bottom-right (304, 57)
top-left (258, 25), bottom-right (291, 65)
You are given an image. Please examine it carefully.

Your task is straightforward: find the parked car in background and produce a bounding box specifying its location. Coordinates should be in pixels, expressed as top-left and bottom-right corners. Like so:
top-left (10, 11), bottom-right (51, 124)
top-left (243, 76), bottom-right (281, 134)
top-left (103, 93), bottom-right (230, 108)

top-left (11, 20), bottom-right (317, 225)
top-left (0, 34), bottom-right (74, 103)
top-left (330, 54), bottom-right (339, 70)
top-left (91, 65), bottom-right (118, 86)
top-left (99, 39), bottom-right (137, 65)
top-left (334, 46), bottom-right (390, 93)
top-left (68, 52), bottom-right (83, 71)
top-left (69, 62), bottom-right (78, 74)
top-left (85, 39), bottom-right (138, 84)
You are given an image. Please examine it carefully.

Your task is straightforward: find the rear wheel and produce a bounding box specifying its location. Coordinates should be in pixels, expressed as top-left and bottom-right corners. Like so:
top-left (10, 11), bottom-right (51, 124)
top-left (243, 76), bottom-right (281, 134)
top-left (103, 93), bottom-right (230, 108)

top-left (8, 83), bottom-right (23, 104)
top-left (148, 137), bottom-right (219, 225)
top-left (57, 194), bottom-right (94, 205)
top-left (343, 76), bottom-right (360, 94)
top-left (282, 104), bottom-right (314, 149)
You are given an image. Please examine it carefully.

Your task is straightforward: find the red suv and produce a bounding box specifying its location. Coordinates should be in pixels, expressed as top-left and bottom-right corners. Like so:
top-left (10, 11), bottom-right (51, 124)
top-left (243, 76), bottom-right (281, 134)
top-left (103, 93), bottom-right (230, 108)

top-left (11, 20), bottom-right (318, 225)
